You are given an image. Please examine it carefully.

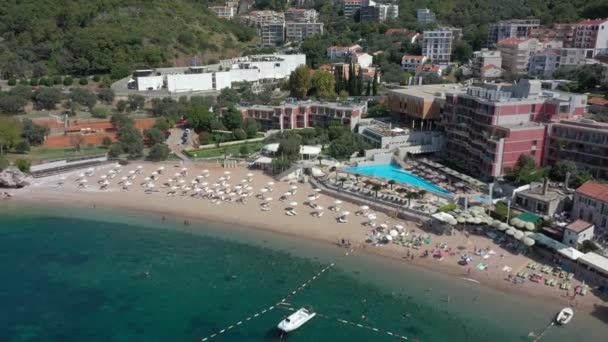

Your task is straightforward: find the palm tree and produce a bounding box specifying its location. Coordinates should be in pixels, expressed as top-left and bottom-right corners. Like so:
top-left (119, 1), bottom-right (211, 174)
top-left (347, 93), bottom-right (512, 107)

top-left (417, 190), bottom-right (427, 199)
top-left (371, 183), bottom-right (382, 197)
top-left (339, 177), bottom-right (347, 188)
top-left (317, 155), bottom-right (323, 166)
top-left (388, 180), bottom-right (396, 190)
top-left (405, 191), bottom-right (418, 207)
top-left (355, 173), bottom-right (360, 183)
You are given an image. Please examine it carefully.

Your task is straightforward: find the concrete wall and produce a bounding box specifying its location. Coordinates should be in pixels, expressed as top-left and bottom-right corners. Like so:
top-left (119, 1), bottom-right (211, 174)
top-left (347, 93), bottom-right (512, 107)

top-left (137, 76), bottom-right (164, 91)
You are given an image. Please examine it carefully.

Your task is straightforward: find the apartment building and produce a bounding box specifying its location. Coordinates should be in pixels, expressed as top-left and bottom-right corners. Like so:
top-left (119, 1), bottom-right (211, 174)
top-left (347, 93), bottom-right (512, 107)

top-left (239, 10), bottom-right (284, 28)
top-left (441, 80), bottom-right (587, 180)
top-left (237, 100), bottom-right (367, 131)
top-left (260, 21), bottom-right (285, 47)
top-left (546, 119), bottom-right (608, 179)
top-left (360, 1), bottom-right (398, 22)
top-left (284, 8), bottom-right (317, 22)
top-left (572, 19), bottom-right (608, 56)
top-left (401, 55), bottom-right (427, 72)
top-left (497, 38), bottom-right (547, 74)
top-left (571, 181), bottom-right (608, 235)
top-left (529, 48), bottom-right (596, 78)
top-left (343, 0), bottom-right (362, 17)
top-left (529, 24), bottom-right (575, 48)
top-left (327, 44), bottom-right (363, 59)
top-left (421, 29), bottom-right (454, 64)
top-left (471, 49), bottom-right (502, 78)
top-left (416, 8), bottom-right (435, 24)
top-left (487, 19), bottom-right (541, 47)
top-left (386, 84), bottom-right (463, 130)
top-left (285, 22), bottom-right (324, 42)
top-left (210, 6), bottom-right (236, 19)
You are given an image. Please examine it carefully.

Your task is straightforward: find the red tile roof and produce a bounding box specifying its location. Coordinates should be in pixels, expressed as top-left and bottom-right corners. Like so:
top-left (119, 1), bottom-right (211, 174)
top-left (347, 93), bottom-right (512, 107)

top-left (402, 55), bottom-right (425, 60)
top-left (588, 97), bottom-right (608, 107)
top-left (497, 37), bottom-right (527, 45)
top-left (566, 219), bottom-right (594, 233)
top-left (386, 28), bottom-right (408, 34)
top-left (576, 181), bottom-right (608, 203)
top-left (576, 19), bottom-right (608, 26)
top-left (480, 64), bottom-right (500, 70)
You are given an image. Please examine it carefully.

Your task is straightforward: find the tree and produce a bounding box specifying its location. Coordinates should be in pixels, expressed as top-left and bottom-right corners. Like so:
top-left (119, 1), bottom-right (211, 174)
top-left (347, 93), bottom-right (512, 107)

top-left (338, 90), bottom-right (349, 101)
top-left (233, 128), bottom-right (247, 141)
top-left (15, 141), bottom-right (30, 153)
top-left (7, 78), bottom-right (17, 86)
top-left (217, 88), bottom-right (241, 107)
top-left (186, 106), bottom-right (217, 132)
top-left (301, 35), bottom-right (328, 68)
top-left (573, 169), bottom-right (593, 188)
top-left (63, 77), bottom-right (74, 86)
top-left (33, 87), bottom-right (62, 110)
top-left (144, 127), bottom-right (166, 146)
top-left (242, 117), bottom-right (260, 138)
top-left (505, 154), bottom-right (545, 185)
top-left (288, 65), bottom-right (312, 99)
top-left (549, 160), bottom-right (577, 181)
top-left (405, 191), bottom-right (418, 207)
top-left (452, 40), bottom-right (473, 63)
top-left (0, 94), bottom-right (28, 114)
top-left (222, 107), bottom-right (243, 130)
top-left (15, 159), bottom-right (31, 173)
top-left (117, 124), bottom-right (144, 158)
top-left (371, 183), bottom-right (382, 197)
top-left (52, 76), bottom-right (62, 85)
top-left (372, 71), bottom-right (379, 96)
top-left (70, 88), bottom-right (97, 109)
top-left (146, 143), bottom-right (170, 161)
top-left (91, 107), bottom-right (109, 118)
top-left (239, 144), bottom-right (249, 156)
top-left (127, 94), bottom-right (145, 111)
top-left (388, 179), bottom-right (395, 190)
top-left (108, 144), bottom-right (123, 158)
top-left (357, 68), bottom-right (364, 96)
top-left (98, 88), bottom-right (115, 104)
top-left (0, 117), bottom-right (22, 154)
top-left (21, 119), bottom-right (49, 146)
top-left (365, 81), bottom-right (371, 96)
top-left (116, 99), bottom-right (127, 112)
top-left (70, 134), bottom-right (86, 152)
top-left (79, 77), bottom-right (88, 85)
top-left (311, 70), bottom-right (336, 100)
top-left (101, 137), bottom-right (113, 148)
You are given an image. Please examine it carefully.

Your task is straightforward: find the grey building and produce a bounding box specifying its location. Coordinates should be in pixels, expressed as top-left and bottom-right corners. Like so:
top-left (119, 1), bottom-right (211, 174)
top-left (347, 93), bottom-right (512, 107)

top-left (487, 19), bottom-right (540, 47)
top-left (285, 22), bottom-right (324, 42)
top-left (260, 21), bottom-right (285, 47)
top-left (513, 181), bottom-right (569, 219)
top-left (416, 8), bottom-right (435, 24)
top-left (528, 51), bottom-right (561, 78)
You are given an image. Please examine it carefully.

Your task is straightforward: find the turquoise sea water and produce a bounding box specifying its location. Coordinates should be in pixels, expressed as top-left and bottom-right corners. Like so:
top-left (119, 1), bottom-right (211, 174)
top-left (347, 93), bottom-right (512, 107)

top-left (0, 203), bottom-right (606, 342)
top-left (346, 164), bottom-right (451, 195)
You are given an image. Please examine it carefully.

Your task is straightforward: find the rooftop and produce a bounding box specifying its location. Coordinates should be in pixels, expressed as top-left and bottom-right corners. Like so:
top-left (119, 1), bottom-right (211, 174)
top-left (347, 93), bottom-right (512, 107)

top-left (517, 185), bottom-right (565, 202)
top-left (575, 181), bottom-right (608, 203)
top-left (402, 55), bottom-right (425, 60)
top-left (566, 219), bottom-right (594, 233)
top-left (576, 18), bottom-right (608, 26)
top-left (388, 84), bottom-right (464, 99)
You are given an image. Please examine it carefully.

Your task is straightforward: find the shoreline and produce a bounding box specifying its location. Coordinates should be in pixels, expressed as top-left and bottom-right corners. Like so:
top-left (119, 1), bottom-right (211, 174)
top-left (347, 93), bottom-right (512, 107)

top-left (6, 162), bottom-right (607, 317)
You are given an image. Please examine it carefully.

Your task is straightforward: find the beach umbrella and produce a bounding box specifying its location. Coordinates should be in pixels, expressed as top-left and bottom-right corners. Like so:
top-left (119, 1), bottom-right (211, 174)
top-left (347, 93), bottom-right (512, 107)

top-left (147, 183), bottom-right (155, 188)
top-left (390, 229), bottom-right (399, 237)
top-left (523, 237), bottom-right (535, 246)
top-left (247, 173), bottom-right (254, 177)
top-left (224, 171), bottom-right (231, 175)
top-left (316, 206), bottom-right (324, 210)
top-left (510, 218), bottom-right (524, 228)
top-left (124, 181), bottom-right (132, 186)
top-left (158, 166), bottom-right (165, 170)
top-left (385, 235), bottom-right (393, 241)
top-left (314, 188), bottom-right (321, 192)
top-left (182, 168), bottom-right (188, 171)
top-left (360, 205), bottom-right (370, 210)
top-left (108, 170), bottom-right (116, 174)
top-left (151, 171), bottom-right (158, 176)
top-left (290, 185), bottom-right (298, 190)
top-left (246, 186), bottom-right (253, 191)
top-left (524, 231), bottom-right (534, 236)
top-left (202, 169), bottom-right (209, 173)
top-left (457, 216), bottom-right (466, 223)
top-left (513, 231), bottom-right (524, 240)
top-left (379, 223), bottom-right (388, 229)
top-left (341, 211), bottom-right (351, 216)
top-left (137, 165), bottom-right (143, 169)
top-left (334, 200), bottom-right (342, 204)
top-left (394, 224), bottom-right (404, 230)
top-left (498, 223), bottom-right (509, 231)
top-left (267, 181), bottom-right (275, 186)
top-left (260, 188), bottom-right (268, 193)
top-left (265, 197), bottom-right (273, 201)
top-left (368, 214), bottom-right (377, 220)
top-left (447, 217), bottom-right (458, 225)
top-left (129, 170), bottom-right (136, 174)
top-left (524, 222), bottom-right (536, 231)
top-left (308, 195), bottom-right (317, 201)
top-left (144, 177), bottom-right (151, 181)
top-left (178, 179), bottom-right (185, 184)
top-left (506, 229), bottom-right (515, 236)
top-left (466, 217), bottom-right (476, 224)
top-left (472, 217), bottom-right (482, 224)
top-left (289, 202), bottom-right (298, 206)
top-left (100, 175), bottom-right (107, 179)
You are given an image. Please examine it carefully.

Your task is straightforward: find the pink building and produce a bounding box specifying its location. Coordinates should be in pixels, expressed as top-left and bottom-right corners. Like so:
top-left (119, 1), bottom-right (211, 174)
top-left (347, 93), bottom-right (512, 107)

top-left (237, 100), bottom-right (367, 131)
top-left (441, 80), bottom-right (587, 180)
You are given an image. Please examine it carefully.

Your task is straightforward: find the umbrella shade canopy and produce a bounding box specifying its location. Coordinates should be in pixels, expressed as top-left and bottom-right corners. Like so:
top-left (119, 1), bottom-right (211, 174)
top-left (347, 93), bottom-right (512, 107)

top-left (513, 231), bottom-right (524, 240)
top-left (394, 224), bottom-right (404, 230)
top-left (290, 185), bottom-right (298, 190)
top-left (341, 211), bottom-right (351, 216)
top-left (360, 205), bottom-right (370, 210)
top-left (158, 166), bottom-right (165, 170)
top-left (379, 223), bottom-right (388, 229)
top-left (457, 216), bottom-right (466, 223)
top-left (334, 200), bottom-right (342, 204)
top-left (523, 237), bottom-right (535, 246)
top-left (510, 218), bottom-right (525, 228)
top-left (314, 188), bottom-right (321, 192)
top-left (524, 222), bottom-right (536, 231)
top-left (389, 229), bottom-right (399, 237)
top-left (447, 217), bottom-right (458, 225)
top-left (506, 229), bottom-right (515, 236)
top-left (385, 235), bottom-right (393, 241)
top-left (289, 202), bottom-right (298, 206)
top-left (267, 181), bottom-right (275, 185)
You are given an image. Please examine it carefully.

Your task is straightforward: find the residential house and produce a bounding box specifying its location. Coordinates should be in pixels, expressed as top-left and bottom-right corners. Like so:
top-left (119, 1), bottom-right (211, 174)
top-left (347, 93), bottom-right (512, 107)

top-left (497, 38), bottom-right (545, 74)
top-left (351, 52), bottom-right (373, 68)
top-left (416, 8), bottom-right (435, 24)
top-left (472, 49), bottom-right (502, 78)
top-left (572, 18), bottom-right (608, 56)
top-left (513, 181), bottom-right (568, 218)
top-left (487, 19), bottom-right (541, 48)
top-left (210, 6), bottom-right (236, 19)
top-left (284, 8), bottom-right (317, 22)
top-left (415, 63), bottom-right (443, 76)
top-left (562, 220), bottom-right (595, 248)
top-left (327, 44), bottom-right (363, 59)
top-left (572, 181), bottom-right (608, 236)
top-left (401, 55), bottom-right (427, 72)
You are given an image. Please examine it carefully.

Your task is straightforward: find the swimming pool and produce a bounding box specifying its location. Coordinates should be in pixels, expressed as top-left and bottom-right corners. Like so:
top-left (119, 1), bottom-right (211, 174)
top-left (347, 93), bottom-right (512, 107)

top-left (346, 163), bottom-right (452, 195)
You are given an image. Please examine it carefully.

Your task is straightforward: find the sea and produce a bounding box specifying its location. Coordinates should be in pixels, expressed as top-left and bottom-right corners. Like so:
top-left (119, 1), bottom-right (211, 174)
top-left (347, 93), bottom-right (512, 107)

top-left (0, 202), bottom-right (606, 342)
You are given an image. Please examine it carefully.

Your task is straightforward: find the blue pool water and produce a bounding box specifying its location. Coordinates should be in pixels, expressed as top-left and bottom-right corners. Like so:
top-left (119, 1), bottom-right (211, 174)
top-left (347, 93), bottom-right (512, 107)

top-left (346, 163), bottom-right (452, 195)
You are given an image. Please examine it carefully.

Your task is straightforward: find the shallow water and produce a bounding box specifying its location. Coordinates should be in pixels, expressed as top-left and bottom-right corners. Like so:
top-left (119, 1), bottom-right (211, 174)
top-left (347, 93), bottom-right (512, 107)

top-left (0, 203), bottom-right (606, 342)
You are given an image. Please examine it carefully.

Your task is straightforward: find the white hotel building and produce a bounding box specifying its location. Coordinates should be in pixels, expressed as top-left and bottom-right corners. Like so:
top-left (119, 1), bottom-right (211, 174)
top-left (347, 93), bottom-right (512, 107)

top-left (133, 54), bottom-right (306, 93)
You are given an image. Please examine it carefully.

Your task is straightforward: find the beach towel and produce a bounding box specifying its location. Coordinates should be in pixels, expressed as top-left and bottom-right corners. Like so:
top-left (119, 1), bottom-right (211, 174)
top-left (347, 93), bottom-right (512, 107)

top-left (476, 263), bottom-right (487, 270)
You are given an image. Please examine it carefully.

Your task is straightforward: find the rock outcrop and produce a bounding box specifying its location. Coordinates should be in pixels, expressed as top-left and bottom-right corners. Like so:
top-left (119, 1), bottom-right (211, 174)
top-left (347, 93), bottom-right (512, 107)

top-left (0, 167), bottom-right (32, 188)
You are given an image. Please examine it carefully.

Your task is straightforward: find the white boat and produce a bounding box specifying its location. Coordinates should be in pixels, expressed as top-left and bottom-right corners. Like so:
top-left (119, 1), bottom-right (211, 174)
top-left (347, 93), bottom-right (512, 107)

top-left (556, 307), bottom-right (574, 325)
top-left (277, 306), bottom-right (316, 333)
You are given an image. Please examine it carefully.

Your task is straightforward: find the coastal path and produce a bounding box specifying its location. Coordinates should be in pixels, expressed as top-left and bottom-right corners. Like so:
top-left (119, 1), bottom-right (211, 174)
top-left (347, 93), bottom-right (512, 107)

top-left (199, 248), bottom-right (355, 342)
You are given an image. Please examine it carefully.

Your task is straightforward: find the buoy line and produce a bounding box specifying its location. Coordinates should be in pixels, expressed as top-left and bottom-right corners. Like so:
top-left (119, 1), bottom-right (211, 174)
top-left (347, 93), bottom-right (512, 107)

top-left (199, 248), bottom-right (355, 341)
top-left (278, 306), bottom-right (414, 341)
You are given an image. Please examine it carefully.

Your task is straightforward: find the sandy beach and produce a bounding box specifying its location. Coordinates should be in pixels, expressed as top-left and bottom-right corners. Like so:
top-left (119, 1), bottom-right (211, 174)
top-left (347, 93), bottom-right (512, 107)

top-left (7, 161), bottom-right (607, 315)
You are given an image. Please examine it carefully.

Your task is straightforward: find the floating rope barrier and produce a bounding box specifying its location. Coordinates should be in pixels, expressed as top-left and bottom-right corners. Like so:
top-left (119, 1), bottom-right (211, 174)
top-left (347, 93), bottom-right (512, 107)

top-left (278, 306), bottom-right (414, 341)
top-left (199, 248), bottom-right (355, 341)
top-left (531, 322), bottom-right (555, 342)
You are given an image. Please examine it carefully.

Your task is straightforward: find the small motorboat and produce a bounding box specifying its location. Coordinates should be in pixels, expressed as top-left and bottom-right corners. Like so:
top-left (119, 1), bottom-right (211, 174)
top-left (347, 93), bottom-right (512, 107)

top-left (556, 307), bottom-right (574, 325)
top-left (277, 306), bottom-right (316, 333)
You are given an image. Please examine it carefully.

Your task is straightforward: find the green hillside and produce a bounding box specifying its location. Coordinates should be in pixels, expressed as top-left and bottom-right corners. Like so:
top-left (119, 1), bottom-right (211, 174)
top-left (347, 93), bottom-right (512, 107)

top-left (0, 0), bottom-right (256, 79)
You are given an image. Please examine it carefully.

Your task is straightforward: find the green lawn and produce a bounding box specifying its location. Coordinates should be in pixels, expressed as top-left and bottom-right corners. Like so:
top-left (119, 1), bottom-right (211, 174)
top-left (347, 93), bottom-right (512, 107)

top-left (185, 141), bottom-right (263, 159)
top-left (10, 146), bottom-right (108, 163)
